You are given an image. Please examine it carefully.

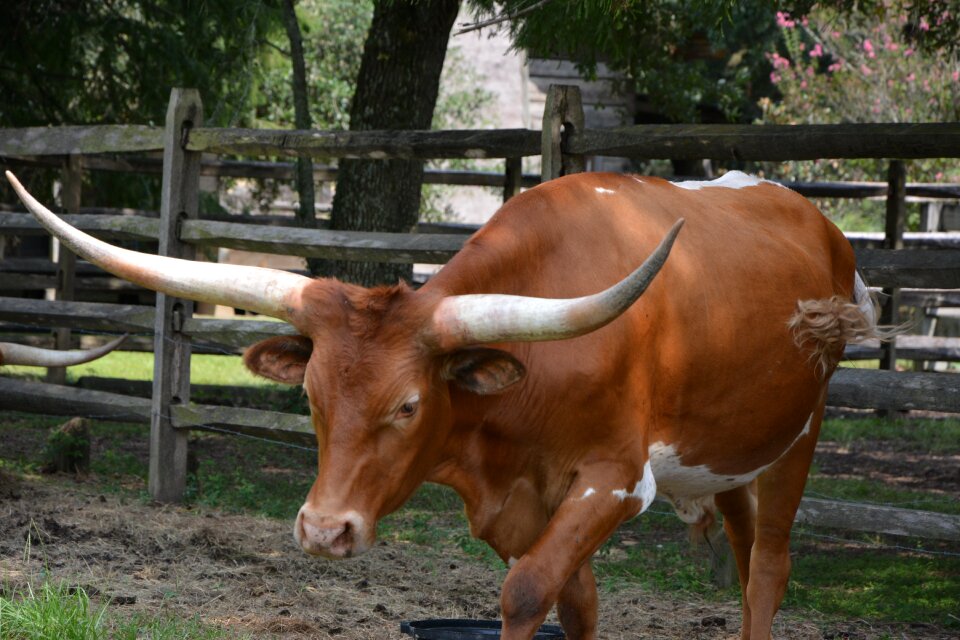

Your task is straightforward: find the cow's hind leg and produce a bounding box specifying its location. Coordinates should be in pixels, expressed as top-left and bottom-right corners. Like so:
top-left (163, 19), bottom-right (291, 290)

top-left (745, 400), bottom-right (825, 640)
top-left (556, 561), bottom-right (598, 640)
top-left (714, 482), bottom-right (758, 639)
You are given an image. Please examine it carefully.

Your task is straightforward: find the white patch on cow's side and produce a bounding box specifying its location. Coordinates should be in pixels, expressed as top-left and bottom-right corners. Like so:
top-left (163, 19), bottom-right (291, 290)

top-left (612, 461), bottom-right (656, 515)
top-left (651, 413), bottom-right (815, 521)
top-left (595, 187), bottom-right (616, 194)
top-left (580, 487), bottom-right (597, 499)
top-left (672, 170), bottom-right (785, 191)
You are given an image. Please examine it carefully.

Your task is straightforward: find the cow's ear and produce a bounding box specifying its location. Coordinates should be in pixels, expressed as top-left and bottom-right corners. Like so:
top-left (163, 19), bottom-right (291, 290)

top-left (244, 336), bottom-right (313, 385)
top-left (441, 348), bottom-right (526, 395)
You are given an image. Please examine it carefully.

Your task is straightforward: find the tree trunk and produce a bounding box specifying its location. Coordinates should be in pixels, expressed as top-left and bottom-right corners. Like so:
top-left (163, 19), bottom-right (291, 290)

top-left (316, 0), bottom-right (460, 285)
top-left (281, 0), bottom-right (318, 271)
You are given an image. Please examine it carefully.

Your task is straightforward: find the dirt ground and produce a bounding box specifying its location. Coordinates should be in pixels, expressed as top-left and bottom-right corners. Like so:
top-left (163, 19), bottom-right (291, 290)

top-left (0, 470), bottom-right (953, 640)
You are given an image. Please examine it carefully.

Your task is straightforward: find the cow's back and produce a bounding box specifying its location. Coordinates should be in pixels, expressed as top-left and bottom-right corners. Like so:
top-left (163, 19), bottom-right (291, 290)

top-left (428, 172), bottom-right (853, 477)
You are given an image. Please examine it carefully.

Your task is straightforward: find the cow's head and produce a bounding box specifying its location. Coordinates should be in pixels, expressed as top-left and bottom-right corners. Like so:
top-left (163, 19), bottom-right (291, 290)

top-left (6, 170), bottom-right (681, 559)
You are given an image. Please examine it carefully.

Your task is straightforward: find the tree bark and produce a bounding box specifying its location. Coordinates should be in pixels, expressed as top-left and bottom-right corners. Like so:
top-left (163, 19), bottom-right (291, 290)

top-left (316, 0), bottom-right (460, 285)
top-left (281, 0), bottom-right (318, 270)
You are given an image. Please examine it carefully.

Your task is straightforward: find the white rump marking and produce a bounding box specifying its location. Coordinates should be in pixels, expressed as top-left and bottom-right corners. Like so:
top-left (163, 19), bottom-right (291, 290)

top-left (595, 187), bottom-right (616, 194)
top-left (580, 487), bottom-right (596, 499)
top-left (853, 272), bottom-right (877, 327)
top-left (673, 170), bottom-right (784, 191)
top-left (612, 461), bottom-right (656, 515)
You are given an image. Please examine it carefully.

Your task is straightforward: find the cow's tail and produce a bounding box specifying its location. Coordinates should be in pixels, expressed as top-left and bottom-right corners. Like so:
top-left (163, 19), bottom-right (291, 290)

top-left (787, 272), bottom-right (886, 377)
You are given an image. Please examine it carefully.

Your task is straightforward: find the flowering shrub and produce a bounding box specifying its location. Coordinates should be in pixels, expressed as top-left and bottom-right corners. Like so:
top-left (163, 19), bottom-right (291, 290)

top-left (758, 3), bottom-right (960, 229)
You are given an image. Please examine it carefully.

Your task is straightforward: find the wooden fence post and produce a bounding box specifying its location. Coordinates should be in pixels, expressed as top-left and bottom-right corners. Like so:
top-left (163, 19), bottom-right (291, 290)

top-left (880, 160), bottom-right (906, 375)
top-left (150, 88), bottom-right (203, 502)
top-left (541, 85), bottom-right (585, 182)
top-left (503, 157), bottom-right (522, 202)
top-left (47, 154), bottom-right (81, 385)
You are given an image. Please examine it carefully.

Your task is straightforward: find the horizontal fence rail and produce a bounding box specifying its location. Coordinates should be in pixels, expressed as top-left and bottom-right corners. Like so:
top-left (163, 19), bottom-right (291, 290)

top-left (185, 127), bottom-right (542, 159)
top-left (568, 123), bottom-right (960, 160)
top-left (0, 125), bottom-right (164, 156)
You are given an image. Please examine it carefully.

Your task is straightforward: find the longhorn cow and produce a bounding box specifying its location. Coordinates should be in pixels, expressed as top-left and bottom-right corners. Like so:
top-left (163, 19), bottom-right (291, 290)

top-left (7, 169), bottom-right (876, 640)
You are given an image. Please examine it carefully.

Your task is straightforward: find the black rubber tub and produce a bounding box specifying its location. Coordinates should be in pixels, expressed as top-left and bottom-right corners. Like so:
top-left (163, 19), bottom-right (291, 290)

top-left (400, 619), bottom-right (564, 639)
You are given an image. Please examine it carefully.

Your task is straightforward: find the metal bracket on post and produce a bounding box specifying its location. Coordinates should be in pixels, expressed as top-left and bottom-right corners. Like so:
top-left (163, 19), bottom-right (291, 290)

top-left (150, 88), bottom-right (203, 502)
top-left (541, 84), bottom-right (585, 183)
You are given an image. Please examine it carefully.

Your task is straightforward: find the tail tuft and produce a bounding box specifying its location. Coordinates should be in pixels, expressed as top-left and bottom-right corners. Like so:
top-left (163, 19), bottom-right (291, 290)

top-left (788, 273), bottom-right (883, 377)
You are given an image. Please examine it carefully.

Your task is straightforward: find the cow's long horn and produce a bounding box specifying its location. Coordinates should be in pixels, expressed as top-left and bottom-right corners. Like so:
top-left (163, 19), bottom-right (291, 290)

top-left (431, 218), bottom-right (684, 349)
top-left (6, 171), bottom-right (310, 322)
top-left (0, 335), bottom-right (126, 367)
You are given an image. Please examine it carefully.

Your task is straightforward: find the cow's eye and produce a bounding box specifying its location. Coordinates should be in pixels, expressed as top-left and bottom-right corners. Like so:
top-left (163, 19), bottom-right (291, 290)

top-left (397, 396), bottom-right (419, 419)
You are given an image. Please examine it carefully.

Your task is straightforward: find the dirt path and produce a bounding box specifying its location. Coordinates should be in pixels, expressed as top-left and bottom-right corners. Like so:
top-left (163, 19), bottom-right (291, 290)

top-left (1, 473), bottom-right (951, 640)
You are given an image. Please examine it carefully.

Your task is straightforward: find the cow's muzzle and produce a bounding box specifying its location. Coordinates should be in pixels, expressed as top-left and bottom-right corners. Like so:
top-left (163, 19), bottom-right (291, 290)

top-left (294, 505), bottom-right (369, 559)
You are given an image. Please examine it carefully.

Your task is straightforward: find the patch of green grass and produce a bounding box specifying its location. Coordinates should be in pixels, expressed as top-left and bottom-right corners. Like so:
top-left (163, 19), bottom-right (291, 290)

top-left (820, 416), bottom-right (960, 454)
top-left (786, 545), bottom-right (960, 628)
top-left (0, 581), bottom-right (241, 639)
top-left (2, 351), bottom-right (276, 387)
top-left (806, 474), bottom-right (960, 515)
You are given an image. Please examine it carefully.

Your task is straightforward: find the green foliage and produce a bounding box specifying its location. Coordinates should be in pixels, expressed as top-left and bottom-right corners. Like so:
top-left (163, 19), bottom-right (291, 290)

top-left (469, 0), bottom-right (782, 123)
top-left (252, 0), bottom-right (373, 130)
top-left (820, 416), bottom-right (960, 454)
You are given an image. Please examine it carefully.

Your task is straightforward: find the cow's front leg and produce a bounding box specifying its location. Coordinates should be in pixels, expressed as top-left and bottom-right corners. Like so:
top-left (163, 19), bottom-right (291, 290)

top-left (556, 561), bottom-right (598, 640)
top-left (500, 461), bottom-right (651, 640)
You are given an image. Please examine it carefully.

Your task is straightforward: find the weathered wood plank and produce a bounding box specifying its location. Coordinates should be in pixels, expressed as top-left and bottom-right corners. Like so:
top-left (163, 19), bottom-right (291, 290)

top-left (847, 232), bottom-right (960, 250)
top-left (0, 213), bottom-right (159, 240)
top-left (150, 88), bottom-right (202, 503)
top-left (0, 274), bottom-right (146, 292)
top-left (181, 317), bottom-right (297, 348)
top-left (828, 368), bottom-right (960, 412)
top-left (0, 376), bottom-right (153, 422)
top-left (0, 125), bottom-right (163, 156)
top-left (171, 404), bottom-right (314, 446)
top-left (48, 155), bottom-right (82, 385)
top-left (0, 296), bottom-right (155, 332)
top-left (570, 123), bottom-right (960, 160)
top-left (796, 497), bottom-right (960, 541)
top-left (542, 85), bottom-right (585, 181)
top-left (179, 219), bottom-right (466, 263)
top-left (855, 249), bottom-right (960, 288)
top-left (844, 336), bottom-right (960, 361)
top-left (186, 127), bottom-right (541, 160)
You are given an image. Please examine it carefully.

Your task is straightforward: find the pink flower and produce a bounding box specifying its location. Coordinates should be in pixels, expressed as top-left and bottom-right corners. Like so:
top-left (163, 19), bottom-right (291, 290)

top-left (920, 17), bottom-right (930, 31)
top-left (953, 70), bottom-right (960, 82)
top-left (810, 43), bottom-right (823, 58)
top-left (907, 72), bottom-right (916, 82)
top-left (800, 80), bottom-right (807, 89)
top-left (769, 52), bottom-right (791, 70)
top-left (936, 172), bottom-right (945, 181)
top-left (770, 72), bottom-right (781, 84)
top-left (904, 48), bottom-right (914, 57)
top-left (863, 39), bottom-right (876, 58)
top-left (806, 66), bottom-right (815, 77)
top-left (832, 31), bottom-right (841, 39)
top-left (872, 105), bottom-right (881, 114)
top-left (828, 60), bottom-right (844, 73)
top-left (860, 64), bottom-right (873, 76)
top-left (776, 11), bottom-right (796, 28)
top-left (885, 41), bottom-right (899, 52)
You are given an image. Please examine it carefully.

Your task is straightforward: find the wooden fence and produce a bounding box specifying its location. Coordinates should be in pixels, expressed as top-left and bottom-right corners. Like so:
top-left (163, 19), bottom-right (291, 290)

top-left (1, 86), bottom-right (959, 543)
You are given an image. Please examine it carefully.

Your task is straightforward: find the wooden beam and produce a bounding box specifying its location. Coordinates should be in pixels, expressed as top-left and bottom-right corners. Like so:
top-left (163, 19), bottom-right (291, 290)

top-left (541, 85), bottom-right (585, 182)
top-left (48, 154), bottom-right (82, 385)
top-left (0, 213), bottom-right (160, 240)
top-left (855, 249), bottom-right (960, 288)
top-left (568, 123), bottom-right (960, 160)
top-left (0, 125), bottom-right (163, 155)
top-left (827, 368), bottom-right (960, 412)
top-left (150, 88), bottom-right (202, 503)
top-left (796, 497), bottom-right (960, 542)
top-left (179, 219), bottom-right (466, 264)
top-left (185, 127), bottom-right (541, 160)
top-left (0, 296), bottom-right (155, 332)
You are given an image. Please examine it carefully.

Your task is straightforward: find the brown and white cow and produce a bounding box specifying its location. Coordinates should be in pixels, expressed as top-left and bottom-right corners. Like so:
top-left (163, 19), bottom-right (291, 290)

top-left (7, 169), bottom-right (876, 640)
